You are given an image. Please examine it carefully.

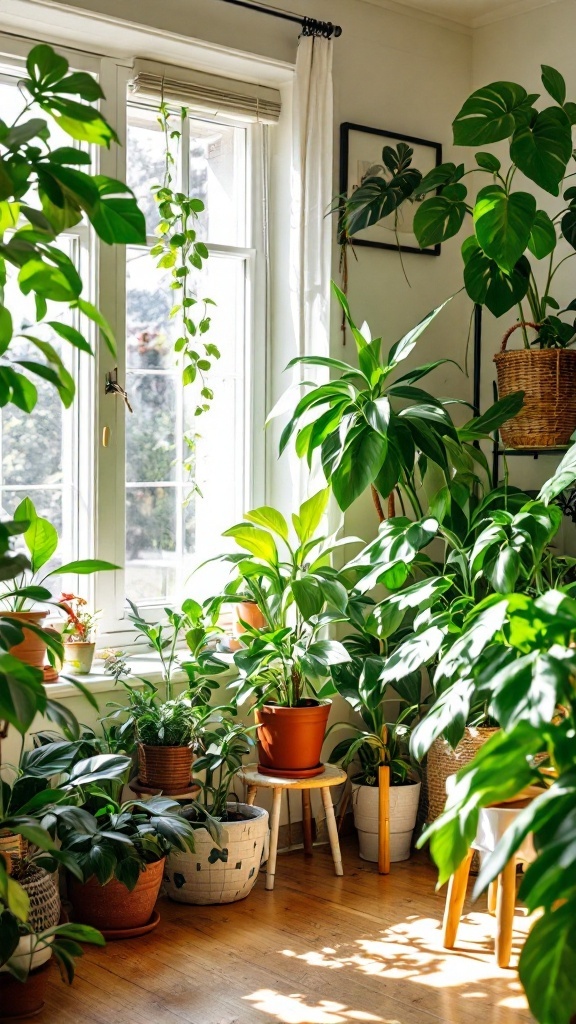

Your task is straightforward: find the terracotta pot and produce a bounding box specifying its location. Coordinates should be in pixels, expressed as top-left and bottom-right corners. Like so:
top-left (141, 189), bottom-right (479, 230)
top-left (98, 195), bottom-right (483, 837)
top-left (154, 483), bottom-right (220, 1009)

top-left (165, 803), bottom-right (269, 905)
top-left (137, 743), bottom-right (193, 793)
top-left (236, 601), bottom-right (266, 634)
top-left (63, 641), bottom-right (95, 675)
top-left (255, 701), bottom-right (331, 774)
top-left (0, 960), bottom-right (51, 1020)
top-left (69, 857), bottom-right (165, 930)
top-left (6, 611), bottom-right (49, 670)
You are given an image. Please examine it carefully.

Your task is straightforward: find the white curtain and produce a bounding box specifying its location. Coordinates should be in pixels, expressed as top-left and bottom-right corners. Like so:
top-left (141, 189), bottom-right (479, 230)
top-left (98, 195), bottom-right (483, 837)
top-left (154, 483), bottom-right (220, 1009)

top-left (289, 32), bottom-right (334, 503)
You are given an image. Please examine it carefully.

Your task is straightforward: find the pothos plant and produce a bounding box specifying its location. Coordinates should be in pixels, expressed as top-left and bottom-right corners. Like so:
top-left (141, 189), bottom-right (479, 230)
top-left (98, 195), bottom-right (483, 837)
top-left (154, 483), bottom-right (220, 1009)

top-left (150, 102), bottom-right (219, 418)
top-left (342, 65), bottom-right (576, 346)
top-left (0, 43), bottom-right (146, 409)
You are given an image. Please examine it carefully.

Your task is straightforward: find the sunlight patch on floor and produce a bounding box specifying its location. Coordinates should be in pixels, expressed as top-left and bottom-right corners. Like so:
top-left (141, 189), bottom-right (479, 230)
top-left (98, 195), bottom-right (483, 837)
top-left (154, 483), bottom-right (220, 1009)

top-left (243, 990), bottom-right (389, 1024)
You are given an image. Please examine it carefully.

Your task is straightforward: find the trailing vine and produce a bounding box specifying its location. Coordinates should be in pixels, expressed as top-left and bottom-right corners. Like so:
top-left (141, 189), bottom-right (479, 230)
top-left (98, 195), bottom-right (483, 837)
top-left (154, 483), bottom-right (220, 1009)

top-left (150, 102), bottom-right (220, 418)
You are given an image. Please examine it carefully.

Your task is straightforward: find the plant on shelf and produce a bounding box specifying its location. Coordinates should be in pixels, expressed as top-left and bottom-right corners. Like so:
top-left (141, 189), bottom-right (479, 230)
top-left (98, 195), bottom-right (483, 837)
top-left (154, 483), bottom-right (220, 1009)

top-left (207, 491), bottom-right (357, 776)
top-left (328, 624), bottom-right (423, 863)
top-left (342, 65), bottom-right (576, 449)
top-left (104, 598), bottom-right (227, 793)
top-left (0, 43), bottom-right (146, 410)
top-left (60, 594), bottom-right (100, 676)
top-left (0, 497), bottom-right (118, 682)
top-left (58, 792), bottom-right (196, 934)
top-left (150, 102), bottom-right (218, 420)
top-left (272, 283), bottom-right (522, 519)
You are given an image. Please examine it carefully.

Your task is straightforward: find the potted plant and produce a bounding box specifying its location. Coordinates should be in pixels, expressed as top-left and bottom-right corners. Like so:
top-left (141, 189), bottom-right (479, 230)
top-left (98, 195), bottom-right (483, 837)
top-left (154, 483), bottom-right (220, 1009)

top-left (208, 493), bottom-right (356, 776)
top-left (104, 598), bottom-right (226, 793)
top-left (0, 855), bottom-right (104, 1020)
top-left (343, 66), bottom-right (576, 450)
top-left (0, 498), bottom-right (118, 681)
top-left (272, 285), bottom-right (522, 519)
top-left (59, 793), bottom-right (195, 935)
top-left (327, 626), bottom-right (423, 862)
top-left (60, 594), bottom-right (100, 675)
top-left (164, 715), bottom-right (269, 905)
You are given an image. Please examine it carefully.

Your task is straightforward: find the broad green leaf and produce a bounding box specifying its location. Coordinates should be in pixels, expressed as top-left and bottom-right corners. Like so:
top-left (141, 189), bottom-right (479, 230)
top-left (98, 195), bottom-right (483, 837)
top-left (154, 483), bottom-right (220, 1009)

top-left (519, 903), bottom-right (576, 1024)
top-left (74, 298), bottom-right (116, 356)
top-left (473, 185), bottom-right (536, 273)
top-left (244, 506), bottom-right (289, 541)
top-left (486, 545), bottom-right (520, 593)
top-left (0, 202), bottom-right (20, 235)
top-left (510, 106), bottom-right (572, 196)
top-left (541, 65), bottom-right (566, 106)
top-left (363, 395), bottom-right (390, 437)
top-left (46, 558), bottom-right (120, 577)
top-left (48, 321), bottom-right (93, 355)
top-left (539, 442), bottom-right (576, 502)
top-left (26, 43), bottom-right (68, 85)
top-left (0, 306), bottom-right (12, 352)
top-left (90, 175), bottom-right (146, 244)
top-left (223, 524), bottom-right (278, 565)
top-left (331, 428), bottom-right (387, 511)
top-left (387, 295), bottom-right (453, 370)
top-left (453, 81), bottom-right (533, 145)
top-left (291, 577), bottom-right (324, 620)
top-left (0, 653), bottom-right (46, 734)
top-left (459, 391), bottom-right (524, 440)
top-left (413, 188), bottom-right (467, 248)
top-left (475, 151), bottom-right (501, 173)
top-left (14, 497), bottom-right (58, 573)
top-left (294, 488), bottom-right (330, 543)
top-left (527, 209), bottom-right (557, 259)
top-left (561, 208), bottom-right (576, 251)
top-left (462, 237), bottom-right (530, 317)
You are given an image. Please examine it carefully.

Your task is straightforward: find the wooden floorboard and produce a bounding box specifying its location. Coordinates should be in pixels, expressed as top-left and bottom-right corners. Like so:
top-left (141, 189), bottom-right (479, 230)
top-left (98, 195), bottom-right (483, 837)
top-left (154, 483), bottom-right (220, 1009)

top-left (39, 840), bottom-right (532, 1024)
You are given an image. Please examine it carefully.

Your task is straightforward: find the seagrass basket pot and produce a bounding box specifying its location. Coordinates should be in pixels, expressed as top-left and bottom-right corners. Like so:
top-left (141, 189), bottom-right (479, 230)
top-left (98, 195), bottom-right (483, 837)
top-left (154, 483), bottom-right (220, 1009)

top-left (137, 742), bottom-right (193, 793)
top-left (20, 866), bottom-right (61, 932)
top-left (494, 322), bottom-right (576, 448)
top-left (424, 726), bottom-right (499, 825)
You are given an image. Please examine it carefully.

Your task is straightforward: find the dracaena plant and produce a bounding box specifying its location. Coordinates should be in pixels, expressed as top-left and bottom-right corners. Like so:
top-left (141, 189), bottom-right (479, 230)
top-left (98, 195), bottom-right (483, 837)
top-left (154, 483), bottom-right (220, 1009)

top-left (272, 284), bottom-right (523, 518)
top-left (0, 43), bottom-right (146, 409)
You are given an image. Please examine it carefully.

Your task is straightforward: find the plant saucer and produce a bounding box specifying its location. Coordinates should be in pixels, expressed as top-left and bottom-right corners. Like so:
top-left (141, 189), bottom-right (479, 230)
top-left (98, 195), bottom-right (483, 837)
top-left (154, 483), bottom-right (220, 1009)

top-left (99, 908), bottom-right (161, 941)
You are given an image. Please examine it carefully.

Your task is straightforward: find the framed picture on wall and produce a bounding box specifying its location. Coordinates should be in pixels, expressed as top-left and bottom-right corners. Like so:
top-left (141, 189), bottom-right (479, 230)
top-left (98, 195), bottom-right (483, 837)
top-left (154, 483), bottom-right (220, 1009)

top-left (339, 122), bottom-right (442, 256)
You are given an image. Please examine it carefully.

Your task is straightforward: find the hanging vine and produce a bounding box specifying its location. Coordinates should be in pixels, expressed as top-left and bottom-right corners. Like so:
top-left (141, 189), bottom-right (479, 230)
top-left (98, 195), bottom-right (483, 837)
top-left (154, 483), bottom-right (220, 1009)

top-left (150, 101), bottom-right (220, 418)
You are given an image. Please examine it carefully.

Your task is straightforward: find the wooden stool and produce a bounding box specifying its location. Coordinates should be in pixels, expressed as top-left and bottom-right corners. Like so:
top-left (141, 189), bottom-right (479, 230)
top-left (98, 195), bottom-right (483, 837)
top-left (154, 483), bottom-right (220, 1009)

top-left (442, 799), bottom-right (537, 968)
top-left (237, 763), bottom-right (347, 891)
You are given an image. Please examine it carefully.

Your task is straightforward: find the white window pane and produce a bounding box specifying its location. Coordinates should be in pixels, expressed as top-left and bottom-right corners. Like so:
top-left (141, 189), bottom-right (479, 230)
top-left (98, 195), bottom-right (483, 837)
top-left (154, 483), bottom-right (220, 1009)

top-left (126, 373), bottom-right (177, 483)
top-left (189, 118), bottom-right (246, 246)
top-left (126, 110), bottom-right (167, 236)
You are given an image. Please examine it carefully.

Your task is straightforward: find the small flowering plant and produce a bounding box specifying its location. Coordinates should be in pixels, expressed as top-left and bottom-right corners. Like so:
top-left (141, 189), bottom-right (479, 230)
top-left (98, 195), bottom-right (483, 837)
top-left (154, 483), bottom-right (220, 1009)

top-left (60, 594), bottom-right (100, 643)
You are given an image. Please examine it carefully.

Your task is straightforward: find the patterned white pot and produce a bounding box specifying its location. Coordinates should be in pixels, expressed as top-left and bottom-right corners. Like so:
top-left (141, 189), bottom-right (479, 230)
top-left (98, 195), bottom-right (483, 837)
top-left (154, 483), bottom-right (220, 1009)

top-left (351, 780), bottom-right (421, 863)
top-left (164, 803), bottom-right (269, 905)
top-left (0, 935), bottom-right (53, 974)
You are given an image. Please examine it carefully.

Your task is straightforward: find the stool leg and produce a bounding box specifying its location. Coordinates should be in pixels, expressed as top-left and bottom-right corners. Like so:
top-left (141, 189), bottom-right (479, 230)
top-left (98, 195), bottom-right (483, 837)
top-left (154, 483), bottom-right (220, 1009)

top-left (488, 879), bottom-right (498, 916)
top-left (246, 785), bottom-right (257, 806)
top-left (495, 857), bottom-right (516, 968)
top-left (265, 787), bottom-right (282, 891)
top-left (442, 850), bottom-right (473, 949)
top-left (302, 790), bottom-right (313, 856)
top-left (321, 787), bottom-right (343, 876)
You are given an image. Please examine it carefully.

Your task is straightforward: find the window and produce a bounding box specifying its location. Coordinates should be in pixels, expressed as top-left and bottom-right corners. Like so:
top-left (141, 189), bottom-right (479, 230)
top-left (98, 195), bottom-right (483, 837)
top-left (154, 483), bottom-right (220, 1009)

top-left (0, 44), bottom-right (267, 640)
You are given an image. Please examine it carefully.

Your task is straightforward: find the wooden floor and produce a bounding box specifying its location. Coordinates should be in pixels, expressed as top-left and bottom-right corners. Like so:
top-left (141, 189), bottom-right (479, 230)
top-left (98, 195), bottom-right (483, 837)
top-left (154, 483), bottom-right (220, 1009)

top-left (41, 839), bottom-right (532, 1024)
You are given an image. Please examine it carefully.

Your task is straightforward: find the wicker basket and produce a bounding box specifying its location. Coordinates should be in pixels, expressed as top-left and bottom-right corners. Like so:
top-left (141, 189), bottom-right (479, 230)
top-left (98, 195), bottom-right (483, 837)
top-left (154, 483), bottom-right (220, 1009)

top-left (494, 322), bottom-right (576, 448)
top-left (138, 743), bottom-right (193, 793)
top-left (424, 726), bottom-right (499, 824)
top-left (20, 866), bottom-right (61, 932)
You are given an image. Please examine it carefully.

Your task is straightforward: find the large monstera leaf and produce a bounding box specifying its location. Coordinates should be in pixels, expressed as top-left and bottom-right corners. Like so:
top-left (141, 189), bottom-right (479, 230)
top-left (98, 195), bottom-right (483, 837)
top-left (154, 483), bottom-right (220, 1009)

top-left (510, 106), bottom-right (573, 196)
top-left (462, 236), bottom-right (531, 316)
top-left (452, 81), bottom-right (536, 146)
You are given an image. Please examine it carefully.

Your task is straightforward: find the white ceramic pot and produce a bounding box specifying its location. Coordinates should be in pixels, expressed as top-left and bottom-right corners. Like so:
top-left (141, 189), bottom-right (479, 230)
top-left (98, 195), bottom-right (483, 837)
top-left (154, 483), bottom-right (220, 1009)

top-left (63, 641), bottom-right (95, 675)
top-left (164, 803), bottom-right (269, 905)
top-left (0, 935), bottom-right (52, 975)
top-left (351, 779), bottom-right (421, 863)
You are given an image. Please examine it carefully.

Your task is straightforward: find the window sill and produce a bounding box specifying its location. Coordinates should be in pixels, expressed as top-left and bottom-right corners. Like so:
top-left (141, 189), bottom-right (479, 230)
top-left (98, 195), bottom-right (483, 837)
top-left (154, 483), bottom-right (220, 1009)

top-left (47, 653), bottom-right (237, 700)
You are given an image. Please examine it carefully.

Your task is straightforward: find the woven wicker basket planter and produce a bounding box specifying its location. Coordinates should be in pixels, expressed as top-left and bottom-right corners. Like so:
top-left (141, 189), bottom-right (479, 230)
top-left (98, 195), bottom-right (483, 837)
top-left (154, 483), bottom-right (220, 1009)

top-left (424, 726), bottom-right (499, 824)
top-left (20, 866), bottom-right (61, 933)
top-left (137, 743), bottom-right (193, 793)
top-left (494, 324), bottom-right (576, 448)
top-left (164, 803), bottom-right (269, 905)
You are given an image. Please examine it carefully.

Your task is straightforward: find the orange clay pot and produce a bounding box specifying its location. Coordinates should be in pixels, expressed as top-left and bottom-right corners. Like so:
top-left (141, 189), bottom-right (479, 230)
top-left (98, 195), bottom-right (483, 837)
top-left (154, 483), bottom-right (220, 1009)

top-left (255, 701), bottom-right (331, 774)
top-left (6, 611), bottom-right (49, 670)
top-left (236, 601), bottom-right (267, 634)
top-left (69, 857), bottom-right (165, 931)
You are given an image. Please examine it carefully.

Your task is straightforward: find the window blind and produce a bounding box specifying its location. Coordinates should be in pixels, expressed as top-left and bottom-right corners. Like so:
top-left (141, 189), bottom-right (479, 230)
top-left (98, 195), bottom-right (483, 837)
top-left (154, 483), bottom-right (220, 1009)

top-left (129, 58), bottom-right (281, 124)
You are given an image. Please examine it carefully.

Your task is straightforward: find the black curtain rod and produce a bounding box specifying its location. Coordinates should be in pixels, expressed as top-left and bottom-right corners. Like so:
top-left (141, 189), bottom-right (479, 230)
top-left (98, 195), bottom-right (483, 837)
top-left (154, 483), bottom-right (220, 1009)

top-left (215, 0), bottom-right (342, 37)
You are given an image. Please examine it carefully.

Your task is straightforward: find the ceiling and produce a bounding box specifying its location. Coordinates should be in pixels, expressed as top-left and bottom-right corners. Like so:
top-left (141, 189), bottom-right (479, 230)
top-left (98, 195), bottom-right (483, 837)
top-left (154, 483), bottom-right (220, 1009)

top-left (379, 0), bottom-right (565, 28)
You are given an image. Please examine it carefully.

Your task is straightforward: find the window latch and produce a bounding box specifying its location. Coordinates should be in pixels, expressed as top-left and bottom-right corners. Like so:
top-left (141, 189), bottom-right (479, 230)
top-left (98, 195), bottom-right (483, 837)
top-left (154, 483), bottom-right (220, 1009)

top-left (105, 368), bottom-right (133, 413)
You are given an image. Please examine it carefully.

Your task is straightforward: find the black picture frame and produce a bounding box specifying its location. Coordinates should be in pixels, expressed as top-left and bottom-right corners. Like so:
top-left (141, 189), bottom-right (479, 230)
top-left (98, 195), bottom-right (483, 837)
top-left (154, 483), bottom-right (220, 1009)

top-left (339, 122), bottom-right (443, 256)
